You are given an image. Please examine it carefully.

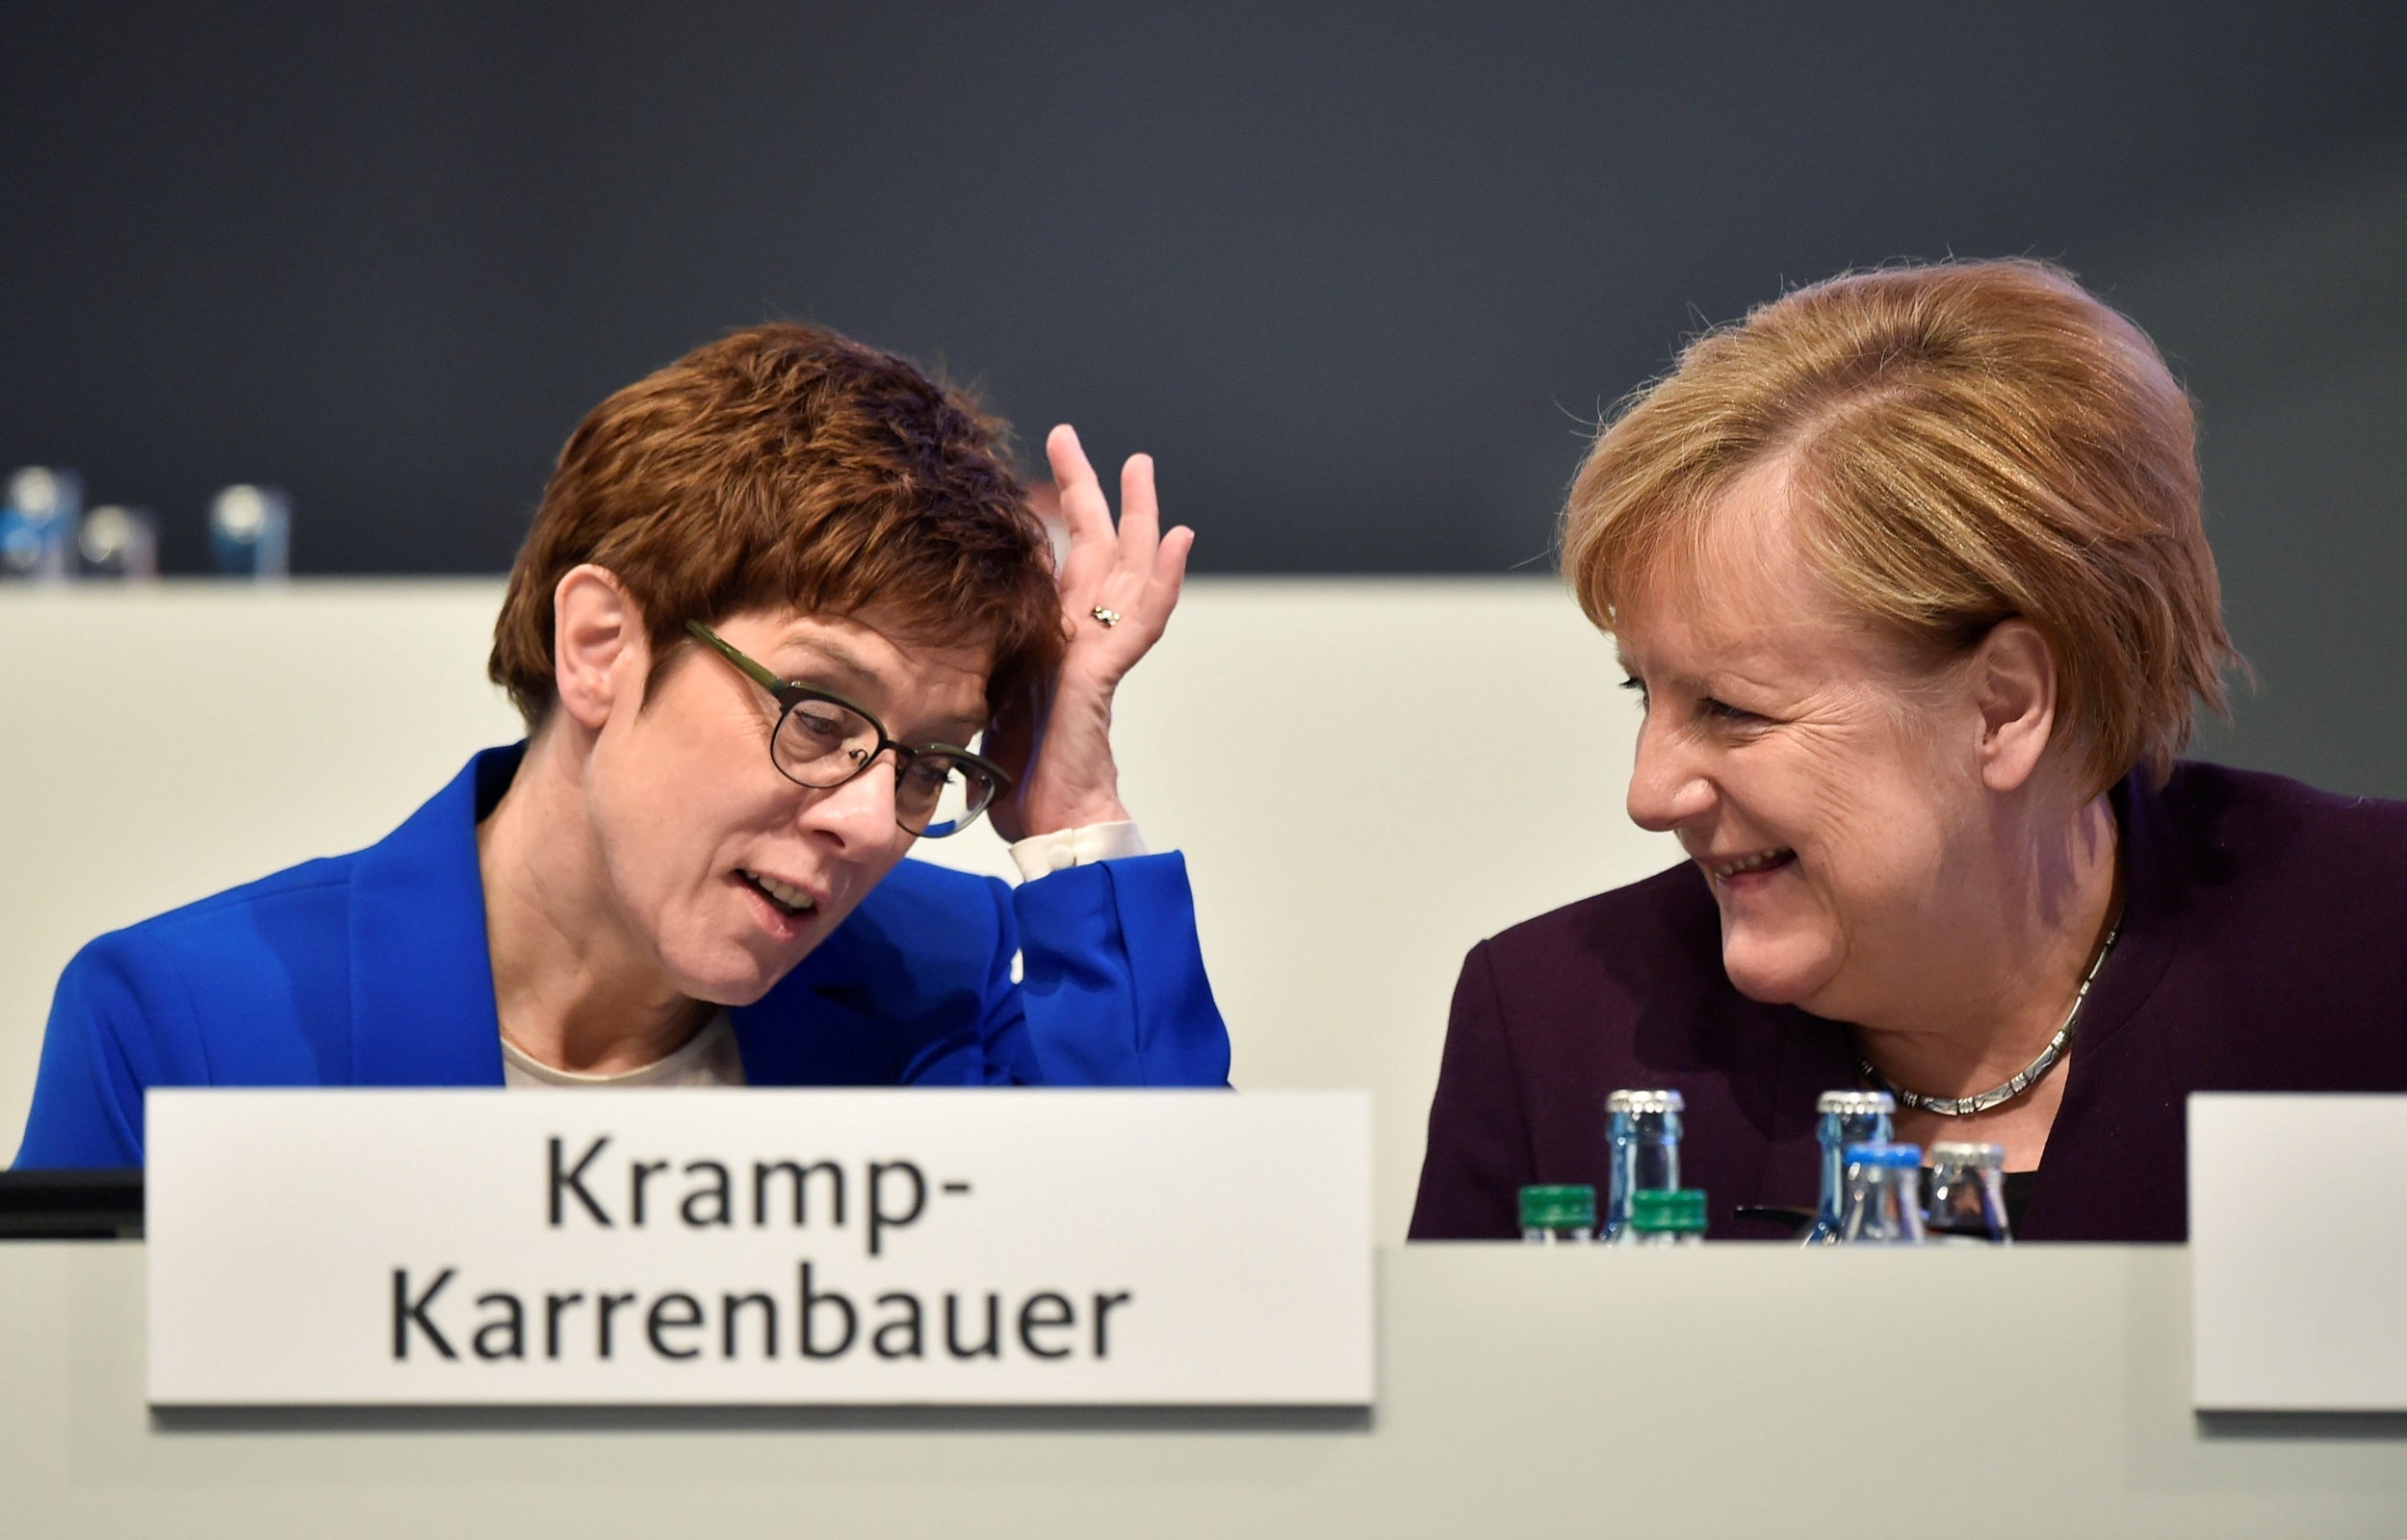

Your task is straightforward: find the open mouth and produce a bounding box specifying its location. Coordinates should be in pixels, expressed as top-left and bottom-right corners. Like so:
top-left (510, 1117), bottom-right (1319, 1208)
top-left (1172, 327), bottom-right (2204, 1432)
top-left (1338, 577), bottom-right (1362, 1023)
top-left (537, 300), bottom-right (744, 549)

top-left (1705, 848), bottom-right (1796, 884)
top-left (739, 869), bottom-right (819, 919)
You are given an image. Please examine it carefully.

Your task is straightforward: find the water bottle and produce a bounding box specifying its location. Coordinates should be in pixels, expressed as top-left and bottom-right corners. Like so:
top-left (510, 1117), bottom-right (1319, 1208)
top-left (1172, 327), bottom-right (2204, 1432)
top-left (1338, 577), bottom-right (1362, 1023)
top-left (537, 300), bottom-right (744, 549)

top-left (2, 467), bottom-right (81, 581)
top-left (1602, 1088), bottom-right (1683, 1242)
top-left (210, 484), bottom-right (291, 578)
top-left (1805, 1090), bottom-right (1895, 1245)
top-left (1622, 1188), bottom-right (1707, 1246)
top-left (1838, 1142), bottom-right (1926, 1244)
top-left (78, 505), bottom-right (159, 580)
top-left (1519, 1184), bottom-right (1597, 1245)
top-left (1925, 1142), bottom-right (2011, 1244)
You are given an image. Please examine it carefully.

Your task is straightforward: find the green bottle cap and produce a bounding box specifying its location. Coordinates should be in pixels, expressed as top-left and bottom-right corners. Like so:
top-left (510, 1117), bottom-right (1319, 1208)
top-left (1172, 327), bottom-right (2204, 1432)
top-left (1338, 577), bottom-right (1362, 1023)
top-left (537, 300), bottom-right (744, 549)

top-left (1518, 1184), bottom-right (1597, 1230)
top-left (1628, 1188), bottom-right (1708, 1234)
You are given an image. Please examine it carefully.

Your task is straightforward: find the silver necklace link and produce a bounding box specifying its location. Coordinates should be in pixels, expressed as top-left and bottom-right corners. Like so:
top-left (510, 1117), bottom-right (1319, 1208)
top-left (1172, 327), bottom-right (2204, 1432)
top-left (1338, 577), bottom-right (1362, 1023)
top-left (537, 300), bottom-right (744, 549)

top-left (1857, 921), bottom-right (2121, 1118)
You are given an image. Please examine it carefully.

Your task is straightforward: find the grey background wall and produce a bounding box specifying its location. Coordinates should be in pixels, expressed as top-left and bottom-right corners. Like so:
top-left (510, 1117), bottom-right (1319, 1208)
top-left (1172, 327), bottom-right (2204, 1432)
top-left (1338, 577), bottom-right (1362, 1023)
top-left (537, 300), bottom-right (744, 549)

top-left (4, 2), bottom-right (2405, 792)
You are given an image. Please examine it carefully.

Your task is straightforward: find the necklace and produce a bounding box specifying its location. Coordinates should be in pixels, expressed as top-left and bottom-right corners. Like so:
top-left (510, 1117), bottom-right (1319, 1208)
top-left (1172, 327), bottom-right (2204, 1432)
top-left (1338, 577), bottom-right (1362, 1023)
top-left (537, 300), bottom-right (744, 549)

top-left (1856, 919), bottom-right (2121, 1117)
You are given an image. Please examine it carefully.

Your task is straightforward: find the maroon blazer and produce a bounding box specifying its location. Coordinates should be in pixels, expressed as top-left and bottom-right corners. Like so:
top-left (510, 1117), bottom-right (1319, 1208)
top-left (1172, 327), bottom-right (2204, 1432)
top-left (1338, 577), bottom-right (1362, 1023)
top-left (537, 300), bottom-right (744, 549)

top-left (1410, 762), bottom-right (2407, 1242)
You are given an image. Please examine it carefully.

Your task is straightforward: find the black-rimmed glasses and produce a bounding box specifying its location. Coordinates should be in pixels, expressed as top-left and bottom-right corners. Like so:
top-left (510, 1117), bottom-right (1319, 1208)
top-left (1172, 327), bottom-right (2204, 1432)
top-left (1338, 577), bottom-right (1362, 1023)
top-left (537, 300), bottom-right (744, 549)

top-left (685, 621), bottom-right (1009, 838)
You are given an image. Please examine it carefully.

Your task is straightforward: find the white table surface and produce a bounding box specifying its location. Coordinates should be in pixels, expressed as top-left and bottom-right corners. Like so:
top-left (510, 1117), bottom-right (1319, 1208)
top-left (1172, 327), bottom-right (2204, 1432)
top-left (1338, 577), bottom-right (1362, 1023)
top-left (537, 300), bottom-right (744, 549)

top-left (5, 1241), bottom-right (2402, 1538)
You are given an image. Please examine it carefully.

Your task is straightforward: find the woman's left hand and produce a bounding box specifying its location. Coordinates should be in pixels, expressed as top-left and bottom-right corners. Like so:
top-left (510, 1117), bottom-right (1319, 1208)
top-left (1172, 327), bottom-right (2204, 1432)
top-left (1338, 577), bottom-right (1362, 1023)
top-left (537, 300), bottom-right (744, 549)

top-left (984, 424), bottom-right (1194, 843)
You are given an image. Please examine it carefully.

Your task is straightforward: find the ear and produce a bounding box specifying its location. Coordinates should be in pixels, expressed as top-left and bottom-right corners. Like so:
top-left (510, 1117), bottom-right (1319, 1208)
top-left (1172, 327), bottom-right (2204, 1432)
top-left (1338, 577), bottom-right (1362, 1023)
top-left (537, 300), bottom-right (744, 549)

top-left (1970, 618), bottom-right (2058, 794)
top-left (551, 565), bottom-right (646, 731)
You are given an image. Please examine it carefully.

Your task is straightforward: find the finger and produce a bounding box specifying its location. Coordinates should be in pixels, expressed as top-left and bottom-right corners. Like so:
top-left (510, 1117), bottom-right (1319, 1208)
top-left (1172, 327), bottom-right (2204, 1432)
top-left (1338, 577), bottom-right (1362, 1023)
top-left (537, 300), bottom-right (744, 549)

top-left (1047, 425), bottom-right (1118, 600)
top-left (1114, 453), bottom-right (1161, 576)
top-left (1046, 424), bottom-right (1115, 550)
top-left (1144, 525), bottom-right (1194, 630)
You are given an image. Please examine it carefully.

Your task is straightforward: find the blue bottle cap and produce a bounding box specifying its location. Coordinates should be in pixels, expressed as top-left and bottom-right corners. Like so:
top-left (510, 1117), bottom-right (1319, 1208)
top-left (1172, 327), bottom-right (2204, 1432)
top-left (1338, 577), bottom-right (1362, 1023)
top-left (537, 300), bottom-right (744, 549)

top-left (1843, 1141), bottom-right (1922, 1168)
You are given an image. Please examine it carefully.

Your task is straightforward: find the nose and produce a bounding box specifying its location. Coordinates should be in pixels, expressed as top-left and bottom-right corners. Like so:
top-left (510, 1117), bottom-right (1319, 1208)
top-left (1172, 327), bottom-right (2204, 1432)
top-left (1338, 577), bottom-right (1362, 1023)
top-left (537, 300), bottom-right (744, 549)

top-left (796, 756), bottom-right (901, 852)
top-left (1625, 711), bottom-right (1716, 834)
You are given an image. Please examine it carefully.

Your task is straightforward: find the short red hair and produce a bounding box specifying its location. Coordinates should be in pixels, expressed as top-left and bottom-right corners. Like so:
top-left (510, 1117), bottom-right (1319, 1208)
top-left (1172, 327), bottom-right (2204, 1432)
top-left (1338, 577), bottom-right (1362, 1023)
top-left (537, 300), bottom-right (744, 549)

top-left (490, 322), bottom-right (1063, 725)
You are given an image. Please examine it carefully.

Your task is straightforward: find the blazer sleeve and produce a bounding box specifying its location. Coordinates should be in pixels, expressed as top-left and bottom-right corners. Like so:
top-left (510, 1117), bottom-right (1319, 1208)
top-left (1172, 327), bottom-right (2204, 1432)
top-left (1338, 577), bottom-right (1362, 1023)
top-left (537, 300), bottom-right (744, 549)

top-left (12, 936), bottom-right (198, 1168)
top-left (1409, 939), bottom-right (1535, 1239)
top-left (1002, 852), bottom-right (1230, 1088)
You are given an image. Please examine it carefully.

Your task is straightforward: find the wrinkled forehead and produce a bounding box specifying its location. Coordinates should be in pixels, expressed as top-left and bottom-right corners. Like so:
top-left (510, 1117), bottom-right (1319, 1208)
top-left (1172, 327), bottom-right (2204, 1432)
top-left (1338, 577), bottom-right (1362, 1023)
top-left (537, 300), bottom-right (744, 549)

top-left (728, 603), bottom-right (996, 719)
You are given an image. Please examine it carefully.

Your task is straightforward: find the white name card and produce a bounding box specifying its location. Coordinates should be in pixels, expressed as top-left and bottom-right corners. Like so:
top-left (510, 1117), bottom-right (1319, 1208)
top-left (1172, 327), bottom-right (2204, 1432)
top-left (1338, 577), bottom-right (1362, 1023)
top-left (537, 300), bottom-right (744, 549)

top-left (146, 1089), bottom-right (1373, 1407)
top-left (2190, 1092), bottom-right (2407, 1411)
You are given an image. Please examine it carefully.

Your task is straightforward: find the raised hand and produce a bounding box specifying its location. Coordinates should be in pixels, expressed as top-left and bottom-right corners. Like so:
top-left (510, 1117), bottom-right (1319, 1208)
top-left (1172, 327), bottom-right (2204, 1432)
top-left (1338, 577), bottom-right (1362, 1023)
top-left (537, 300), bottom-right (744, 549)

top-left (983, 424), bottom-right (1194, 843)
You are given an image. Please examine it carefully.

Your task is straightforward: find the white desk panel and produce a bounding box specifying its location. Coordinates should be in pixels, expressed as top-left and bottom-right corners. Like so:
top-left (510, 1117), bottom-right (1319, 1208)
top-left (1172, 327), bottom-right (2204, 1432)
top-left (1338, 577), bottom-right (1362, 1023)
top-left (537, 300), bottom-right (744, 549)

top-left (3, 1243), bottom-right (2402, 1537)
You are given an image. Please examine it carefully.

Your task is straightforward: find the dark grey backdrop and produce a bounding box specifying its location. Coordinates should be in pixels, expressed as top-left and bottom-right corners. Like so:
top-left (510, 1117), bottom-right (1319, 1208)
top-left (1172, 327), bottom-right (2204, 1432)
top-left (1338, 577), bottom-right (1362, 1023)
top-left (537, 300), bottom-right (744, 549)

top-left (5, 3), bottom-right (2405, 791)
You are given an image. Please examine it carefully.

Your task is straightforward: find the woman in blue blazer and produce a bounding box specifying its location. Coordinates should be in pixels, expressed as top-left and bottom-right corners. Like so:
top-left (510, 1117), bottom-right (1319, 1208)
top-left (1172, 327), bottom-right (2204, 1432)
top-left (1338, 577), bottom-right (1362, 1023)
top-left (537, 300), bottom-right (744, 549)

top-left (15, 323), bottom-right (1229, 1168)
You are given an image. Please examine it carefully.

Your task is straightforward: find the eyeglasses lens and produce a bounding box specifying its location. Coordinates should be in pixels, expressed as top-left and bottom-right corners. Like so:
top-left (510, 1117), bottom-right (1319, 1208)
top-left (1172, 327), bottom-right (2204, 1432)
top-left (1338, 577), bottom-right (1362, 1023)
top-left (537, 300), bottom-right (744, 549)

top-left (772, 700), bottom-right (882, 787)
top-left (904, 755), bottom-right (997, 838)
top-left (772, 701), bottom-right (996, 837)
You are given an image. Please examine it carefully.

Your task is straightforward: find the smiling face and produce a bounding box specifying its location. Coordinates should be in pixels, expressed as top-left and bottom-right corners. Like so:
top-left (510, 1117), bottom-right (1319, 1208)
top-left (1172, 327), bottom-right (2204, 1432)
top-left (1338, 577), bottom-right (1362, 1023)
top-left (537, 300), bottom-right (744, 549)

top-left (1615, 458), bottom-right (2001, 1024)
top-left (577, 603), bottom-right (993, 1009)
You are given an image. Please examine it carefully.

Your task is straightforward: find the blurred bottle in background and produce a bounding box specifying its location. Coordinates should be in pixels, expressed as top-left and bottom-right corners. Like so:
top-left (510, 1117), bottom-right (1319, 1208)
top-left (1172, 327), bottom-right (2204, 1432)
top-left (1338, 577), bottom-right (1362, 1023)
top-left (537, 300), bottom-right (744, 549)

top-left (1518, 1184), bottom-right (1597, 1245)
top-left (1, 467), bottom-right (83, 581)
top-left (1838, 1142), bottom-right (1927, 1245)
top-left (1602, 1088), bottom-right (1684, 1242)
top-left (1805, 1090), bottom-right (1896, 1245)
top-left (77, 505), bottom-right (160, 581)
top-left (1924, 1142), bottom-right (2012, 1245)
top-left (210, 484), bottom-right (290, 578)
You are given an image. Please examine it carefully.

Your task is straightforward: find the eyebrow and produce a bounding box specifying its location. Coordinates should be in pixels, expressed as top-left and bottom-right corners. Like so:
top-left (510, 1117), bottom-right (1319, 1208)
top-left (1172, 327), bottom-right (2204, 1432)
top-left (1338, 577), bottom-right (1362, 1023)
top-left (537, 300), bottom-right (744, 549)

top-left (1617, 652), bottom-right (1790, 700)
top-left (768, 629), bottom-right (875, 680)
top-left (767, 633), bottom-right (987, 746)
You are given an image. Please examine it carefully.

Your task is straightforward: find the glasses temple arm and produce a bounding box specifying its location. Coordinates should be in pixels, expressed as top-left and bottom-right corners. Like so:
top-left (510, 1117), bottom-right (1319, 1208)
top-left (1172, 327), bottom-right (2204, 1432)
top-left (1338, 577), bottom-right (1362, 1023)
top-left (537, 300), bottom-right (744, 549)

top-left (684, 620), bottom-right (789, 696)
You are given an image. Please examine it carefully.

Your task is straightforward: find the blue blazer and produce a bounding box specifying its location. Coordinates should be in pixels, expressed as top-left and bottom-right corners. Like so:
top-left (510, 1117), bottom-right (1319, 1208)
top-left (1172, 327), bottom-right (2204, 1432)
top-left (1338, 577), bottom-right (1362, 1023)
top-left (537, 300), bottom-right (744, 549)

top-left (13, 746), bottom-right (1229, 1168)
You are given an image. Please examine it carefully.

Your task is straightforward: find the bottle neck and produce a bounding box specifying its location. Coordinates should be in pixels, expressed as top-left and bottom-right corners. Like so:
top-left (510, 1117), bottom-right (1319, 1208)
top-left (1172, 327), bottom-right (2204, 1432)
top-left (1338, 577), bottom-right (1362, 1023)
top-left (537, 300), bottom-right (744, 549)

top-left (1605, 1112), bottom-right (1683, 1234)
top-left (1841, 1165), bottom-right (1926, 1243)
top-left (1817, 1111), bottom-right (1895, 1222)
top-left (1926, 1164), bottom-right (2010, 1242)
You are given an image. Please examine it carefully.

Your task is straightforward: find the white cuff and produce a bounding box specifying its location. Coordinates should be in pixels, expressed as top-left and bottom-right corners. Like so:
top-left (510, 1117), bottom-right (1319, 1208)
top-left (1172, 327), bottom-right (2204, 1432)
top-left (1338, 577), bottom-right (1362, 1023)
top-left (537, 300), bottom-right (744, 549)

top-left (1007, 820), bottom-right (1149, 882)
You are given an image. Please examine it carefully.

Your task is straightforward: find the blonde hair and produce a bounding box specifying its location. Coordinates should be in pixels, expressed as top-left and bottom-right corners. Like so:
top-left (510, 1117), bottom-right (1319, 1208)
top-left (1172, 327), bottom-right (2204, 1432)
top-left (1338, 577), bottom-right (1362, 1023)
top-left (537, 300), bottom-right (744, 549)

top-left (1561, 258), bottom-right (2239, 792)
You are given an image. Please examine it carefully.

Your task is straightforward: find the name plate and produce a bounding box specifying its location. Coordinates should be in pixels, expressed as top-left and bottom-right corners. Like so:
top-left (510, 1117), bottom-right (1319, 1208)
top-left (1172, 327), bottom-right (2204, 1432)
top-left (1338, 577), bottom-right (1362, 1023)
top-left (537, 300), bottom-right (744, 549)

top-left (2189, 1092), bottom-right (2407, 1411)
top-left (147, 1089), bottom-right (1372, 1407)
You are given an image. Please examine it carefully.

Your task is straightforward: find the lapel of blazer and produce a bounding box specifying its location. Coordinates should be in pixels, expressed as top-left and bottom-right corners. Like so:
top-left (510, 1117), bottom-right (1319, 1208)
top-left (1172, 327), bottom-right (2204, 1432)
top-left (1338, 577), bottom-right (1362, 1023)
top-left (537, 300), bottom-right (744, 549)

top-left (1757, 1004), bottom-right (1859, 1213)
top-left (345, 747), bottom-right (516, 1087)
top-left (2017, 768), bottom-right (2190, 1238)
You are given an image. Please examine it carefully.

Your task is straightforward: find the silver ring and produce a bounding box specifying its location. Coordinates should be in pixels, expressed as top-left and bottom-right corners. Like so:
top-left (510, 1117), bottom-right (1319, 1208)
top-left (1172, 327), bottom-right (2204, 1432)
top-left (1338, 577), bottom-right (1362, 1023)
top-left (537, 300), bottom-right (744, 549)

top-left (1091, 605), bottom-right (1122, 629)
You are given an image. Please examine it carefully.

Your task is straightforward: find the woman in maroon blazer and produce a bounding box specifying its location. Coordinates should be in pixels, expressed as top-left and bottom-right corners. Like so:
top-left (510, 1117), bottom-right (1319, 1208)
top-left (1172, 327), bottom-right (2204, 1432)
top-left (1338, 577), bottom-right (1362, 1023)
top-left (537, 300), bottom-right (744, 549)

top-left (1411, 260), bottom-right (2407, 1243)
